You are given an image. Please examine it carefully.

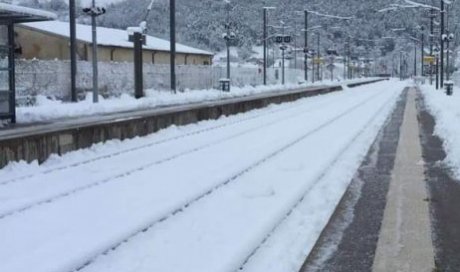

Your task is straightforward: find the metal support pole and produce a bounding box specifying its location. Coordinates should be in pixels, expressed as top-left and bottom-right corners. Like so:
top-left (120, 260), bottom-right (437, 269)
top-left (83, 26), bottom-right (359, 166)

top-left (226, 3), bottom-right (231, 81)
top-left (69, 0), bottom-right (77, 102)
top-left (447, 39), bottom-right (450, 81)
top-left (430, 8), bottom-right (434, 85)
top-left (304, 10), bottom-right (308, 82)
top-left (436, 55), bottom-right (439, 89)
top-left (440, 0), bottom-right (445, 88)
top-left (414, 41), bottom-right (417, 77)
top-left (400, 51), bottom-right (403, 80)
top-left (134, 32), bottom-right (144, 98)
top-left (8, 23), bottom-right (16, 123)
top-left (312, 53), bottom-right (315, 83)
top-left (263, 8), bottom-right (267, 85)
top-left (91, 0), bottom-right (99, 103)
top-left (421, 32), bottom-right (424, 78)
top-left (317, 33), bottom-right (320, 81)
top-left (170, 0), bottom-right (176, 93)
top-left (282, 48), bottom-right (285, 84)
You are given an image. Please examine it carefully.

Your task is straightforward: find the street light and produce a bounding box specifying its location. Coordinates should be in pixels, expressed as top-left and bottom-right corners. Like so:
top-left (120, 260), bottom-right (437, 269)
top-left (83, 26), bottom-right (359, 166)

top-left (69, 0), bottom-right (77, 102)
top-left (82, 2), bottom-right (106, 103)
top-left (223, 0), bottom-right (236, 90)
top-left (263, 6), bottom-right (275, 85)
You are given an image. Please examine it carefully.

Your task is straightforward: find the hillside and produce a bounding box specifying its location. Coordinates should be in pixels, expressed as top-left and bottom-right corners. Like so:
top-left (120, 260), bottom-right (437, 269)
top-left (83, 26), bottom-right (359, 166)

top-left (13, 0), bottom-right (460, 60)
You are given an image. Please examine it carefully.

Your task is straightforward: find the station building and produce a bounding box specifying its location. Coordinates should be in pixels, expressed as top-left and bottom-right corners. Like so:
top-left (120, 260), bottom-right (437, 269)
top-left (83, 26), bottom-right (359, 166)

top-left (15, 20), bottom-right (214, 65)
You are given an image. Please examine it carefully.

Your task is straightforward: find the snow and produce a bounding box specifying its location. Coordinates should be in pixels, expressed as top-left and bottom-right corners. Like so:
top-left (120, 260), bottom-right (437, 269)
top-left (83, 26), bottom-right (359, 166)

top-left (19, 21), bottom-right (213, 56)
top-left (0, 3), bottom-right (57, 19)
top-left (420, 84), bottom-right (460, 178)
top-left (0, 79), bottom-right (404, 272)
top-left (15, 79), bottom-right (377, 124)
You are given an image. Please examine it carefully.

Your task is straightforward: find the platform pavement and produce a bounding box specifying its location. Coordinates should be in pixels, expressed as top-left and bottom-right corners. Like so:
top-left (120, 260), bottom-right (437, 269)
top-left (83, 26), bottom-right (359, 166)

top-left (301, 86), bottom-right (460, 272)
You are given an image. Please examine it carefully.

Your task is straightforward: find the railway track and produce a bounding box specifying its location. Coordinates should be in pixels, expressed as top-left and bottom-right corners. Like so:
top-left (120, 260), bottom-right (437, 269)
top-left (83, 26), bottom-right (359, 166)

top-left (0, 82), bottom-right (400, 272)
top-left (73, 87), bottom-right (390, 272)
top-left (237, 89), bottom-right (401, 271)
top-left (0, 88), bottom-right (378, 219)
top-left (0, 88), bottom-right (345, 186)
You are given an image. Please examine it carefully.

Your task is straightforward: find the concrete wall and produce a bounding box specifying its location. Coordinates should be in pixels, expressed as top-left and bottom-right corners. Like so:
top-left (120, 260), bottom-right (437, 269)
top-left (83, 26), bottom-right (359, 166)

top-left (15, 26), bottom-right (212, 65)
top-left (14, 60), bottom-right (305, 99)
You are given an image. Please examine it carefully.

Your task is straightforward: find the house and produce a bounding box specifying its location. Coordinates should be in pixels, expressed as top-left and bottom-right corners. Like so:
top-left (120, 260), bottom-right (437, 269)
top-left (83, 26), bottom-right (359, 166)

top-left (15, 20), bottom-right (213, 65)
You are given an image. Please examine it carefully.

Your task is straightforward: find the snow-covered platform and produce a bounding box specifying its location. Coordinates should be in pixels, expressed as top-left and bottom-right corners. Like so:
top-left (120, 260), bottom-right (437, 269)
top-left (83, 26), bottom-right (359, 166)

top-left (0, 79), bottom-right (385, 168)
top-left (302, 85), bottom-right (460, 272)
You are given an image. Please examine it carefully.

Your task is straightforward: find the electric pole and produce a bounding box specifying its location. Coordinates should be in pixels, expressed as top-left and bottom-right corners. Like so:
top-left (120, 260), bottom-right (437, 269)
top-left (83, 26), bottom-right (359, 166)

top-left (170, 0), bottom-right (176, 93)
top-left (440, 0), bottom-right (445, 88)
top-left (263, 8), bottom-right (267, 85)
top-left (69, 0), bottom-right (77, 102)
top-left (304, 10), bottom-right (308, 82)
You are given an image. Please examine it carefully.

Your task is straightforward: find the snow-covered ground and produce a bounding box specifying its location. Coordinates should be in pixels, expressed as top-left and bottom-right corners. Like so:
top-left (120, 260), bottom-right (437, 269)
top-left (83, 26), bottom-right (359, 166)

top-left (0, 79), bottom-right (406, 272)
top-left (421, 84), bottom-right (460, 179)
top-left (15, 78), bottom-right (375, 124)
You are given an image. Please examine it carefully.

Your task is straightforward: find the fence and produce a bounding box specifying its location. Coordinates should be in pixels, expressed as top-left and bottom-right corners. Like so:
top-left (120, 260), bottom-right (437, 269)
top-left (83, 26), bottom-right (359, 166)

top-left (14, 60), bottom-right (306, 100)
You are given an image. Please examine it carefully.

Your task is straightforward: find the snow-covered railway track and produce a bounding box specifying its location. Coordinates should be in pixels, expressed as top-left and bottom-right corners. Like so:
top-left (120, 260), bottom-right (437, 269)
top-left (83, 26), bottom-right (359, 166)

top-left (72, 87), bottom-right (388, 272)
top-left (0, 92), bottom-right (336, 187)
top-left (0, 80), bottom-right (405, 272)
top-left (238, 89), bottom-right (400, 271)
top-left (0, 89), bottom-right (374, 220)
top-left (76, 83), bottom-right (404, 272)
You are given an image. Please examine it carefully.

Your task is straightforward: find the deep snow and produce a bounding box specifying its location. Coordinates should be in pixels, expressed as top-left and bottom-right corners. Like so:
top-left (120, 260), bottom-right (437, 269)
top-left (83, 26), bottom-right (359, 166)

top-left (0, 79), bottom-right (406, 272)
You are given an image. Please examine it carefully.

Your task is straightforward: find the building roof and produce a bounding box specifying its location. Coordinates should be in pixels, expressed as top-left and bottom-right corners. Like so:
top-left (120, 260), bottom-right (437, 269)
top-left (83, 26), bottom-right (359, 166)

top-left (0, 3), bottom-right (57, 23)
top-left (19, 20), bottom-right (213, 56)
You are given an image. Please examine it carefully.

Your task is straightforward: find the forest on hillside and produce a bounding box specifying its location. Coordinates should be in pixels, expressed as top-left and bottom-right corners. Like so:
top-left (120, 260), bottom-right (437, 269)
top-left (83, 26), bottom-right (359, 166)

top-left (14, 0), bottom-right (460, 61)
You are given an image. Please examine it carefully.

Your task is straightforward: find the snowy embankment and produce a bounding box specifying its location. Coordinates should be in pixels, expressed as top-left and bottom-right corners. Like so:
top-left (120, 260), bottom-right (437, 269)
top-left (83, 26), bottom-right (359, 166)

top-left (421, 84), bottom-right (460, 178)
top-left (16, 78), bottom-right (377, 124)
top-left (0, 79), bottom-right (404, 272)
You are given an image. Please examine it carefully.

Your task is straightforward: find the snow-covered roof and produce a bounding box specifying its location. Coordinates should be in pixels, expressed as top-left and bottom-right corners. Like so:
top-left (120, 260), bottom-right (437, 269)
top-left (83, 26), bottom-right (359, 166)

top-left (19, 21), bottom-right (213, 56)
top-left (0, 3), bottom-right (57, 22)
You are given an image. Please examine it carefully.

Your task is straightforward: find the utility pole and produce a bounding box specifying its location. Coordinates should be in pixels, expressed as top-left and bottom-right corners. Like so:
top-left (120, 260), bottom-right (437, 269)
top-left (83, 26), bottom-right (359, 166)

top-left (263, 8), bottom-right (267, 85)
top-left (414, 41), bottom-right (417, 77)
top-left (91, 0), bottom-right (98, 103)
top-left (69, 0), bottom-right (77, 102)
top-left (421, 29), bottom-right (424, 78)
top-left (445, 4), bottom-right (451, 82)
top-left (263, 7), bottom-right (275, 85)
top-left (440, 0), bottom-right (445, 88)
top-left (170, 0), bottom-right (176, 93)
top-left (304, 10), bottom-right (308, 82)
top-left (436, 54), bottom-right (440, 89)
top-left (317, 32), bottom-right (320, 81)
top-left (83, 3), bottom-right (106, 103)
top-left (400, 51), bottom-right (403, 80)
top-left (429, 8), bottom-right (435, 85)
top-left (226, 2), bottom-right (231, 82)
top-left (281, 22), bottom-right (286, 85)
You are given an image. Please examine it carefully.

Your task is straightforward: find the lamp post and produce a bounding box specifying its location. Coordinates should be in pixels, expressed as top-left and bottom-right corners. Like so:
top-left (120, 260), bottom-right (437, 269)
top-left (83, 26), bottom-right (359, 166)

top-left (421, 27), bottom-right (425, 78)
top-left (223, 0), bottom-right (236, 89)
top-left (304, 10), bottom-right (308, 82)
top-left (440, 0), bottom-right (445, 88)
top-left (263, 6), bottom-right (275, 85)
top-left (316, 32), bottom-right (321, 81)
top-left (69, 0), bottom-right (77, 102)
top-left (429, 8), bottom-right (435, 85)
top-left (170, 0), bottom-right (176, 93)
top-left (83, 2), bottom-right (106, 103)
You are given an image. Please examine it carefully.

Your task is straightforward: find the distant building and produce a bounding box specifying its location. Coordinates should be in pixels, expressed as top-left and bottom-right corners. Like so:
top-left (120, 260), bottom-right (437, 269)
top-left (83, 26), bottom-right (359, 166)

top-left (15, 20), bottom-right (213, 65)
